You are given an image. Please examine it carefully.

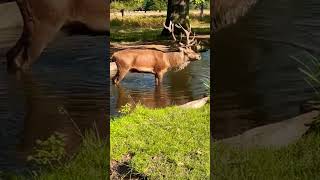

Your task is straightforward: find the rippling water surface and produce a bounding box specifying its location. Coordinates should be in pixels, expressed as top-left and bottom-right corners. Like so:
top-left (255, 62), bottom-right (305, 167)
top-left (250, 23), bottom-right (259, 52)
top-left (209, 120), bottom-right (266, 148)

top-left (213, 0), bottom-right (320, 139)
top-left (0, 28), bottom-right (108, 171)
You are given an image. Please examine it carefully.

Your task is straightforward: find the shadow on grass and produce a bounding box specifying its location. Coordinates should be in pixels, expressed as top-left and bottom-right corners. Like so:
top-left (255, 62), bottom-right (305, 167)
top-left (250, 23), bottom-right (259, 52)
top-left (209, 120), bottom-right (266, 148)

top-left (110, 27), bottom-right (210, 42)
top-left (110, 152), bottom-right (148, 180)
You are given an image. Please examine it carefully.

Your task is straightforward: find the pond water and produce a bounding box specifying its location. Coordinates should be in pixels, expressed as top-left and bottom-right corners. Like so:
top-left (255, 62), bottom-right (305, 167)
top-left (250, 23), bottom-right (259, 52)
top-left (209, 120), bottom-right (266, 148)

top-left (213, 0), bottom-right (320, 139)
top-left (110, 51), bottom-right (210, 115)
top-left (0, 28), bottom-right (108, 172)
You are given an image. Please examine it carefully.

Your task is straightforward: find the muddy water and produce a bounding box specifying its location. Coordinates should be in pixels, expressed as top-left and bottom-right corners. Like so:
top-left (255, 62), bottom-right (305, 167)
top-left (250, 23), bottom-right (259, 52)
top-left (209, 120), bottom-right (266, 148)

top-left (110, 51), bottom-right (210, 115)
top-left (0, 28), bottom-right (108, 172)
top-left (213, 0), bottom-right (320, 139)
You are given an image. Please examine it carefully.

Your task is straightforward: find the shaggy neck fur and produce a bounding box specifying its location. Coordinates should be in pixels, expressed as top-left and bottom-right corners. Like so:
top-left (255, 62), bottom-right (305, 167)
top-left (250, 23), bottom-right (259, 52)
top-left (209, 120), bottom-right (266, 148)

top-left (165, 51), bottom-right (190, 71)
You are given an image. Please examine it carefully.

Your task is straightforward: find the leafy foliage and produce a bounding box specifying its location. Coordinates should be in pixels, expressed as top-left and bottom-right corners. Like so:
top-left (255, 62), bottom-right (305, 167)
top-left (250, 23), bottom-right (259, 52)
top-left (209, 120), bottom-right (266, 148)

top-left (144, 0), bottom-right (167, 11)
top-left (118, 103), bottom-right (133, 114)
top-left (27, 132), bottom-right (66, 168)
top-left (290, 52), bottom-right (320, 134)
top-left (191, 0), bottom-right (209, 9)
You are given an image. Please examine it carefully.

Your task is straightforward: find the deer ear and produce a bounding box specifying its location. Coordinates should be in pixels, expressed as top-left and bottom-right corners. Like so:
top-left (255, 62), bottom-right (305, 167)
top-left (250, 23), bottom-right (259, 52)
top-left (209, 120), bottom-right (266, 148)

top-left (178, 47), bottom-right (184, 52)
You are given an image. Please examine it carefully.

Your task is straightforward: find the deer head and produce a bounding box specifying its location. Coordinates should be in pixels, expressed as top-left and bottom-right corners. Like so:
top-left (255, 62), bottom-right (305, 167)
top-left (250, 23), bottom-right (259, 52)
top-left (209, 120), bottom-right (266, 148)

top-left (164, 21), bottom-right (201, 61)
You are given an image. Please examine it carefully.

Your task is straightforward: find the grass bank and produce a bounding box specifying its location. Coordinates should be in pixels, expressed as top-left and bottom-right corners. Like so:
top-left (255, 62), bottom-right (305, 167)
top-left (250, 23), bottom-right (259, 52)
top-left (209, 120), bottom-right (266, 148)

top-left (213, 119), bottom-right (320, 179)
top-left (110, 11), bottom-right (210, 42)
top-left (4, 132), bottom-right (108, 180)
top-left (111, 104), bottom-right (210, 179)
top-left (212, 52), bottom-right (320, 179)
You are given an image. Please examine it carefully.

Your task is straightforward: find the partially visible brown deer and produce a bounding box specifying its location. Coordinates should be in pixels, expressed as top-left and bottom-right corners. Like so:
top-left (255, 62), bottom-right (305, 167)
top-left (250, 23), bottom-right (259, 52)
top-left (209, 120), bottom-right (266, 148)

top-left (111, 21), bottom-right (201, 85)
top-left (7, 0), bottom-right (109, 71)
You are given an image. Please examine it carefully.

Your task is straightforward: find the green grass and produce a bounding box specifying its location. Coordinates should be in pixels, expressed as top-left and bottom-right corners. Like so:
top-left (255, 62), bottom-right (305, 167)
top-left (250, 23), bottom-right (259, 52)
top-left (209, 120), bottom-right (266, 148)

top-left (5, 132), bottom-right (108, 180)
top-left (212, 131), bottom-right (320, 179)
top-left (111, 13), bottom-right (210, 42)
top-left (111, 28), bottom-right (166, 42)
top-left (111, 104), bottom-right (210, 179)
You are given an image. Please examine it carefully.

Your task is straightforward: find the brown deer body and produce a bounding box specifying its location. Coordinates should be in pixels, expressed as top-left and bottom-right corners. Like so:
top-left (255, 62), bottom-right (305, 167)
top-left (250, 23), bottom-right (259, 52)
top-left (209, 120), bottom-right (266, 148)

top-left (7, 0), bottom-right (109, 71)
top-left (112, 21), bottom-right (201, 85)
top-left (112, 48), bottom-right (201, 85)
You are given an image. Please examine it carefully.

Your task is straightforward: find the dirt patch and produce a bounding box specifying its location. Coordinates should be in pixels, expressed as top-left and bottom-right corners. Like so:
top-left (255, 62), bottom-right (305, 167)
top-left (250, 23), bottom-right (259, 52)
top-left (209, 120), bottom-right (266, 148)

top-left (110, 152), bottom-right (148, 180)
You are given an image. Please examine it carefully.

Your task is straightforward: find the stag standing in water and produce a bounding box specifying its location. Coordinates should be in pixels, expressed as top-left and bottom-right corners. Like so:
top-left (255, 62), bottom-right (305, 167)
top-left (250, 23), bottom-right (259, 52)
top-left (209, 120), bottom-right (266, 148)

top-left (111, 21), bottom-right (201, 85)
top-left (6, 0), bottom-right (109, 71)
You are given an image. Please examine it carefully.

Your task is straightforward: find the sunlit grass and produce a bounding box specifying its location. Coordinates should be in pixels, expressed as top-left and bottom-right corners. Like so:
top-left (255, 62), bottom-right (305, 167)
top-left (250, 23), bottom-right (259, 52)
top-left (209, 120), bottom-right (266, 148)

top-left (110, 13), bottom-right (210, 42)
top-left (111, 104), bottom-right (210, 179)
top-left (212, 132), bottom-right (320, 179)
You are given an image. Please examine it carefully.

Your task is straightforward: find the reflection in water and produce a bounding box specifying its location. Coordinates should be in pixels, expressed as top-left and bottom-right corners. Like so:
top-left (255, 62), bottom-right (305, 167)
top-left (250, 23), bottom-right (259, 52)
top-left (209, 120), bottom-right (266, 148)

top-left (213, 0), bottom-right (320, 139)
top-left (0, 28), bottom-right (107, 171)
top-left (110, 51), bottom-right (210, 115)
top-left (115, 84), bottom-right (171, 109)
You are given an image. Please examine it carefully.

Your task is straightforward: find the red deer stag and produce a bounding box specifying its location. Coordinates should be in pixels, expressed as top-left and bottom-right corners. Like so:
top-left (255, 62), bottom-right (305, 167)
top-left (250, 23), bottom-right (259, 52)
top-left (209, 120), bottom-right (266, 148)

top-left (111, 21), bottom-right (201, 85)
top-left (6, 0), bottom-right (109, 71)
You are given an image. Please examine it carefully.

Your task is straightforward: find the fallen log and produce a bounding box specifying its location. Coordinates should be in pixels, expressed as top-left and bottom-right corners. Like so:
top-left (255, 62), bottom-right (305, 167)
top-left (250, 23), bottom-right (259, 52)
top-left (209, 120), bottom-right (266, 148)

top-left (219, 110), bottom-right (319, 148)
top-left (179, 97), bottom-right (209, 109)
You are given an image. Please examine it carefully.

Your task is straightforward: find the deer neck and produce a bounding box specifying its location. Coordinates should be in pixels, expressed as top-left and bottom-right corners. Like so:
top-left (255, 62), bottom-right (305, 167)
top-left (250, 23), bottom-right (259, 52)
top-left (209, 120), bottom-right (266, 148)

top-left (166, 51), bottom-right (187, 68)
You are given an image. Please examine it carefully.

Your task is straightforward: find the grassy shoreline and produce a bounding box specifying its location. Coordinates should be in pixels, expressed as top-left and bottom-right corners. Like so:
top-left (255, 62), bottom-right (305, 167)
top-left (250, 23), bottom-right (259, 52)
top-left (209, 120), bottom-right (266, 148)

top-left (213, 122), bottom-right (320, 179)
top-left (6, 104), bottom-right (209, 179)
top-left (111, 104), bottom-right (210, 179)
top-left (3, 132), bottom-right (109, 180)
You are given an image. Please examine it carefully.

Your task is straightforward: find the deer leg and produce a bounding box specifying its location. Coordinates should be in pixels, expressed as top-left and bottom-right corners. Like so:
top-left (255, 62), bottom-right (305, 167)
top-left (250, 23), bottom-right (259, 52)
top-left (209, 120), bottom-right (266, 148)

top-left (158, 74), bottom-right (163, 85)
top-left (154, 74), bottom-right (159, 85)
top-left (156, 70), bottom-right (166, 85)
top-left (6, 39), bottom-right (25, 71)
top-left (7, 0), bottom-right (32, 71)
top-left (112, 70), bottom-right (120, 84)
top-left (6, 32), bottom-right (24, 66)
top-left (21, 22), bottom-right (63, 69)
top-left (155, 72), bottom-right (164, 86)
top-left (115, 68), bottom-right (129, 85)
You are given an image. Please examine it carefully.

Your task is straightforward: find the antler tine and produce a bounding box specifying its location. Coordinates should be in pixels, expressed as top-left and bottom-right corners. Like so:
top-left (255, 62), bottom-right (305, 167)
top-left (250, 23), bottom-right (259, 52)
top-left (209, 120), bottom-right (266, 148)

top-left (175, 24), bottom-right (190, 40)
top-left (178, 24), bottom-right (190, 45)
top-left (187, 23), bottom-right (197, 46)
top-left (163, 21), bottom-right (177, 41)
top-left (175, 23), bottom-right (197, 47)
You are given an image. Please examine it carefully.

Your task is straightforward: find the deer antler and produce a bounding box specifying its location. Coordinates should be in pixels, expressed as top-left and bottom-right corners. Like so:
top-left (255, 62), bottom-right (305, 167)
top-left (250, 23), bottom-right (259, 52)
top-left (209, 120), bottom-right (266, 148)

top-left (164, 21), bottom-right (199, 48)
top-left (163, 21), bottom-right (177, 41)
top-left (175, 23), bottom-right (197, 47)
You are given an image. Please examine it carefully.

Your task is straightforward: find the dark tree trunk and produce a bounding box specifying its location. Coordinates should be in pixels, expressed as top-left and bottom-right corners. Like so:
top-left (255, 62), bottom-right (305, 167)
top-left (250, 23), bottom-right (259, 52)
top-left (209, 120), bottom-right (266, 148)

top-left (200, 3), bottom-right (204, 20)
top-left (120, 9), bottom-right (124, 17)
top-left (161, 0), bottom-right (190, 36)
